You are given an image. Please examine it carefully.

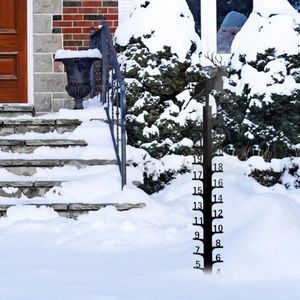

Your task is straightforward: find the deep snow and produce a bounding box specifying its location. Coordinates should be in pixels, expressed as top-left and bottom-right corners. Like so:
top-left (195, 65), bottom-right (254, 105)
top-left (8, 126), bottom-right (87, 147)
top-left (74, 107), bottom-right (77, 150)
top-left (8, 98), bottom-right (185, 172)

top-left (0, 0), bottom-right (299, 299)
top-left (0, 155), bottom-right (299, 299)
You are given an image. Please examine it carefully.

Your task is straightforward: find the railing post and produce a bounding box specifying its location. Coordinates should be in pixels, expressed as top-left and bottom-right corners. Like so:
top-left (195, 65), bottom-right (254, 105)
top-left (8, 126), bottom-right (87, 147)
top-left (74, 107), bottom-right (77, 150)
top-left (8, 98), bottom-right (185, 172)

top-left (90, 27), bottom-right (96, 98)
top-left (101, 26), bottom-right (107, 105)
top-left (120, 83), bottom-right (127, 188)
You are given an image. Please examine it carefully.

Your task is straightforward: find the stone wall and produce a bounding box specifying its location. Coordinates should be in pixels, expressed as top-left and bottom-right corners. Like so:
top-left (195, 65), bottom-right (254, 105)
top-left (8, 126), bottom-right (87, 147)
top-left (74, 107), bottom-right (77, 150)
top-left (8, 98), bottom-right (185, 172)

top-left (33, 0), bottom-right (119, 115)
top-left (33, 0), bottom-right (72, 115)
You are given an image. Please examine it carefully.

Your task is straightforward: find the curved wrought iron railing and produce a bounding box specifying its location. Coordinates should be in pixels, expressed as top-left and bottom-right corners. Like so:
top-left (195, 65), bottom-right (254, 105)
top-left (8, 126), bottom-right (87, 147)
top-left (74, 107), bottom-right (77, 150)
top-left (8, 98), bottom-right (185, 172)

top-left (90, 18), bottom-right (127, 189)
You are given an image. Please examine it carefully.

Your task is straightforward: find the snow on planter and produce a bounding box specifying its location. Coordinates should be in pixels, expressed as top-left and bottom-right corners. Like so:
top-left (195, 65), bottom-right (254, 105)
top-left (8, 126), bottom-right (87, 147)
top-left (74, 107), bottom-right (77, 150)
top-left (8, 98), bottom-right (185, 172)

top-left (55, 49), bottom-right (102, 60)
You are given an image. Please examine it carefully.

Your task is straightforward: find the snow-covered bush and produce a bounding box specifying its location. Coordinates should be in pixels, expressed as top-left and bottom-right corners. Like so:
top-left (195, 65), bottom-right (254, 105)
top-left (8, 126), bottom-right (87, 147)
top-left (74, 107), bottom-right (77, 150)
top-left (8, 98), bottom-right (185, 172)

top-left (219, 0), bottom-right (300, 159)
top-left (115, 0), bottom-right (206, 159)
top-left (115, 0), bottom-right (208, 193)
top-left (249, 157), bottom-right (300, 189)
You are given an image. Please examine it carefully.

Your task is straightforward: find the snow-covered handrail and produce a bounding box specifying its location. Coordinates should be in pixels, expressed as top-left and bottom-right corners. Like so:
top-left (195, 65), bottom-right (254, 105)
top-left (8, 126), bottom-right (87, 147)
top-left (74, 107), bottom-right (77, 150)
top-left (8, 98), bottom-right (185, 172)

top-left (90, 18), bottom-right (127, 189)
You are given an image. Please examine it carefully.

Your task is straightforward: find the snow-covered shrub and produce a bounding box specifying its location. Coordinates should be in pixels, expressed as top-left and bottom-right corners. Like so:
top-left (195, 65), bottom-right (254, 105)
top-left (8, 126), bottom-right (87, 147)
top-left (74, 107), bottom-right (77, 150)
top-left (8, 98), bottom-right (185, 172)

top-left (129, 147), bottom-right (193, 194)
top-left (249, 157), bottom-right (300, 189)
top-left (114, 0), bottom-right (207, 192)
top-left (115, 0), bottom-right (206, 159)
top-left (218, 1), bottom-right (300, 159)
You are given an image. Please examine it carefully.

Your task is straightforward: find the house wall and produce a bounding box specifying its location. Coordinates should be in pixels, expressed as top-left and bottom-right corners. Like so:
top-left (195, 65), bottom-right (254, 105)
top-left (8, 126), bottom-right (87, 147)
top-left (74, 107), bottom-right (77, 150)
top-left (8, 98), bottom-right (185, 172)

top-left (32, 0), bottom-right (119, 115)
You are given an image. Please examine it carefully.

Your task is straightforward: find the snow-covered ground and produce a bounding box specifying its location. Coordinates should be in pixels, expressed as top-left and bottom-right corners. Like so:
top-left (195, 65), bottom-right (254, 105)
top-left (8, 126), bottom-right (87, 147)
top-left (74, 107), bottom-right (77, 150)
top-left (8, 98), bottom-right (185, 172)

top-left (0, 154), bottom-right (299, 299)
top-left (0, 0), bottom-right (299, 298)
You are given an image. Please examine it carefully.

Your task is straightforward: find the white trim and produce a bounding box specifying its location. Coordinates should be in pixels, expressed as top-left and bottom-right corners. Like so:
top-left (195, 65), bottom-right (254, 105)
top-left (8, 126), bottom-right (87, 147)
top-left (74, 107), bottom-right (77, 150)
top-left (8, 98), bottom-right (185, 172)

top-left (27, 0), bottom-right (34, 105)
top-left (200, 0), bottom-right (217, 66)
top-left (201, 0), bottom-right (217, 57)
top-left (200, 0), bottom-right (253, 66)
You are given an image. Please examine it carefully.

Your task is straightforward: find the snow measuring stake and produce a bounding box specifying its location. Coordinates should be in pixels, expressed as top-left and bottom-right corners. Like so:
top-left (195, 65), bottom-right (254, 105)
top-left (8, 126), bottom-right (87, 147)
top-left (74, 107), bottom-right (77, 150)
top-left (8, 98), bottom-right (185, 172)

top-left (192, 68), bottom-right (225, 274)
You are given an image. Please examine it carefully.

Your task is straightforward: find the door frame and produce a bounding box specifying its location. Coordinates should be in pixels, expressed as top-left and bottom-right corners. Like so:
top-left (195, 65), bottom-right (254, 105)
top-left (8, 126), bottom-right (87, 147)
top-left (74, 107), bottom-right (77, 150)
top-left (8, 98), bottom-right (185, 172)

top-left (27, 0), bottom-right (33, 105)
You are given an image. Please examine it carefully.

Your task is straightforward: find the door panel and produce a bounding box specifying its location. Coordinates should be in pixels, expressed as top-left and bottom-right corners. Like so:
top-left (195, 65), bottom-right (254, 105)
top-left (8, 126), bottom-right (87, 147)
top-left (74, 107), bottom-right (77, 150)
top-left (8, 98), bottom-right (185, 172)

top-left (0, 0), bottom-right (27, 103)
top-left (0, 0), bottom-right (17, 32)
top-left (0, 36), bottom-right (18, 51)
top-left (0, 55), bottom-right (18, 79)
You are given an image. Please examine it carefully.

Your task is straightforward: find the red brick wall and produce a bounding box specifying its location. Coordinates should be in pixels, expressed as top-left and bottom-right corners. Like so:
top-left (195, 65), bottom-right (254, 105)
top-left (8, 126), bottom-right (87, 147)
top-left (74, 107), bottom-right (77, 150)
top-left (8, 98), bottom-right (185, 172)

top-left (53, 0), bottom-right (118, 50)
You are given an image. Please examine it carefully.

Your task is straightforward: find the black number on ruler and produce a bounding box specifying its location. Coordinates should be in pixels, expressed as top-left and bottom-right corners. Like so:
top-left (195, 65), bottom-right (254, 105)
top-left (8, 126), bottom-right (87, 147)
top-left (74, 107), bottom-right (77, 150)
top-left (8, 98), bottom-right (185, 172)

top-left (215, 254), bottom-right (223, 262)
top-left (213, 163), bottom-right (223, 172)
top-left (193, 216), bottom-right (203, 226)
top-left (193, 156), bottom-right (203, 164)
top-left (193, 261), bottom-right (202, 270)
top-left (213, 179), bottom-right (224, 188)
top-left (192, 171), bottom-right (202, 180)
top-left (213, 224), bottom-right (224, 234)
top-left (193, 231), bottom-right (202, 240)
top-left (193, 186), bottom-right (203, 195)
top-left (215, 239), bottom-right (223, 248)
top-left (193, 201), bottom-right (203, 210)
top-left (193, 246), bottom-right (202, 255)
top-left (212, 209), bottom-right (223, 218)
top-left (216, 254), bottom-right (222, 261)
top-left (215, 149), bottom-right (224, 155)
top-left (212, 194), bottom-right (223, 203)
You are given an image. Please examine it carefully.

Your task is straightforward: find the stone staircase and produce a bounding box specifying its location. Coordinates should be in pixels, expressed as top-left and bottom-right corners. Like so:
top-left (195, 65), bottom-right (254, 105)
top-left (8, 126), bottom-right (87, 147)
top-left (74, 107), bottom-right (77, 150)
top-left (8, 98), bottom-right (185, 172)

top-left (0, 106), bottom-right (145, 219)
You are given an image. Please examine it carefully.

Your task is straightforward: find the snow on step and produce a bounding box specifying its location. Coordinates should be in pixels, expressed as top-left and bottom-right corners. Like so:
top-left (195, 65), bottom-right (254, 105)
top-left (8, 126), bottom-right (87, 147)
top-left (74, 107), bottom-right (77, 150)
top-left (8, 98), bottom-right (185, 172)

top-left (0, 119), bottom-right (117, 161)
top-left (0, 100), bottom-right (146, 217)
top-left (0, 159), bottom-right (118, 176)
top-left (0, 119), bottom-right (82, 135)
top-left (0, 181), bottom-right (62, 198)
top-left (0, 202), bottom-right (146, 219)
top-left (0, 139), bottom-right (87, 153)
top-left (0, 105), bottom-right (34, 117)
top-left (0, 163), bottom-right (145, 204)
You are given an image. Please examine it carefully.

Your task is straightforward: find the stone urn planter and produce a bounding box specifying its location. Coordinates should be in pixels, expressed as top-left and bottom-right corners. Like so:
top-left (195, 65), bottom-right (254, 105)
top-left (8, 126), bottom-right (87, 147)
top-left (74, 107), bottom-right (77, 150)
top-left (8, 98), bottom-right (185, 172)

top-left (55, 49), bottom-right (102, 109)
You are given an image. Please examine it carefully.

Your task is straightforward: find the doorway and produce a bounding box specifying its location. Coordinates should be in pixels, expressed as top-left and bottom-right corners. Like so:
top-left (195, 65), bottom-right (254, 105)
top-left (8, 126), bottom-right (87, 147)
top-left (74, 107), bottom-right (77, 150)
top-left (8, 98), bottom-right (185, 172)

top-left (0, 0), bottom-right (28, 103)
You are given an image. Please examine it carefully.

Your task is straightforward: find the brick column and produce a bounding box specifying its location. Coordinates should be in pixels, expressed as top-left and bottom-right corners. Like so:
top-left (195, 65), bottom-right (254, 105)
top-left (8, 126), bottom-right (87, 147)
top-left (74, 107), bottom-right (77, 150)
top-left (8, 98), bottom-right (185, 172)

top-left (52, 0), bottom-right (118, 51)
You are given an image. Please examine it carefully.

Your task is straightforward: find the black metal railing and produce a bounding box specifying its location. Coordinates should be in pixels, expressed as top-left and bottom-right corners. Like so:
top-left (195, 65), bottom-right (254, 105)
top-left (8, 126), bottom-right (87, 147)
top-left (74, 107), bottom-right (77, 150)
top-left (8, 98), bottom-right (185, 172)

top-left (90, 18), bottom-right (127, 189)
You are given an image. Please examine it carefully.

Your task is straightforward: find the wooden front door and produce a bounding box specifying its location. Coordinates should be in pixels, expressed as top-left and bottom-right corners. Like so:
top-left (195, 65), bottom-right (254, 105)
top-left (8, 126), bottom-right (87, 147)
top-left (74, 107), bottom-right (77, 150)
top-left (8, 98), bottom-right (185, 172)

top-left (0, 0), bottom-right (27, 103)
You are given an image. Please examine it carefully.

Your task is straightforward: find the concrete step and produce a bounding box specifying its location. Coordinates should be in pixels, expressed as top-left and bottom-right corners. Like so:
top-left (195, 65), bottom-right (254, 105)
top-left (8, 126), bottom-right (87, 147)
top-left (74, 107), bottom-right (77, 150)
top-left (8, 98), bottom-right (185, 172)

top-left (0, 139), bottom-right (87, 153)
top-left (0, 181), bottom-right (62, 198)
top-left (0, 159), bottom-right (118, 176)
top-left (0, 119), bottom-right (82, 135)
top-left (0, 202), bottom-right (146, 219)
top-left (0, 105), bottom-right (35, 117)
